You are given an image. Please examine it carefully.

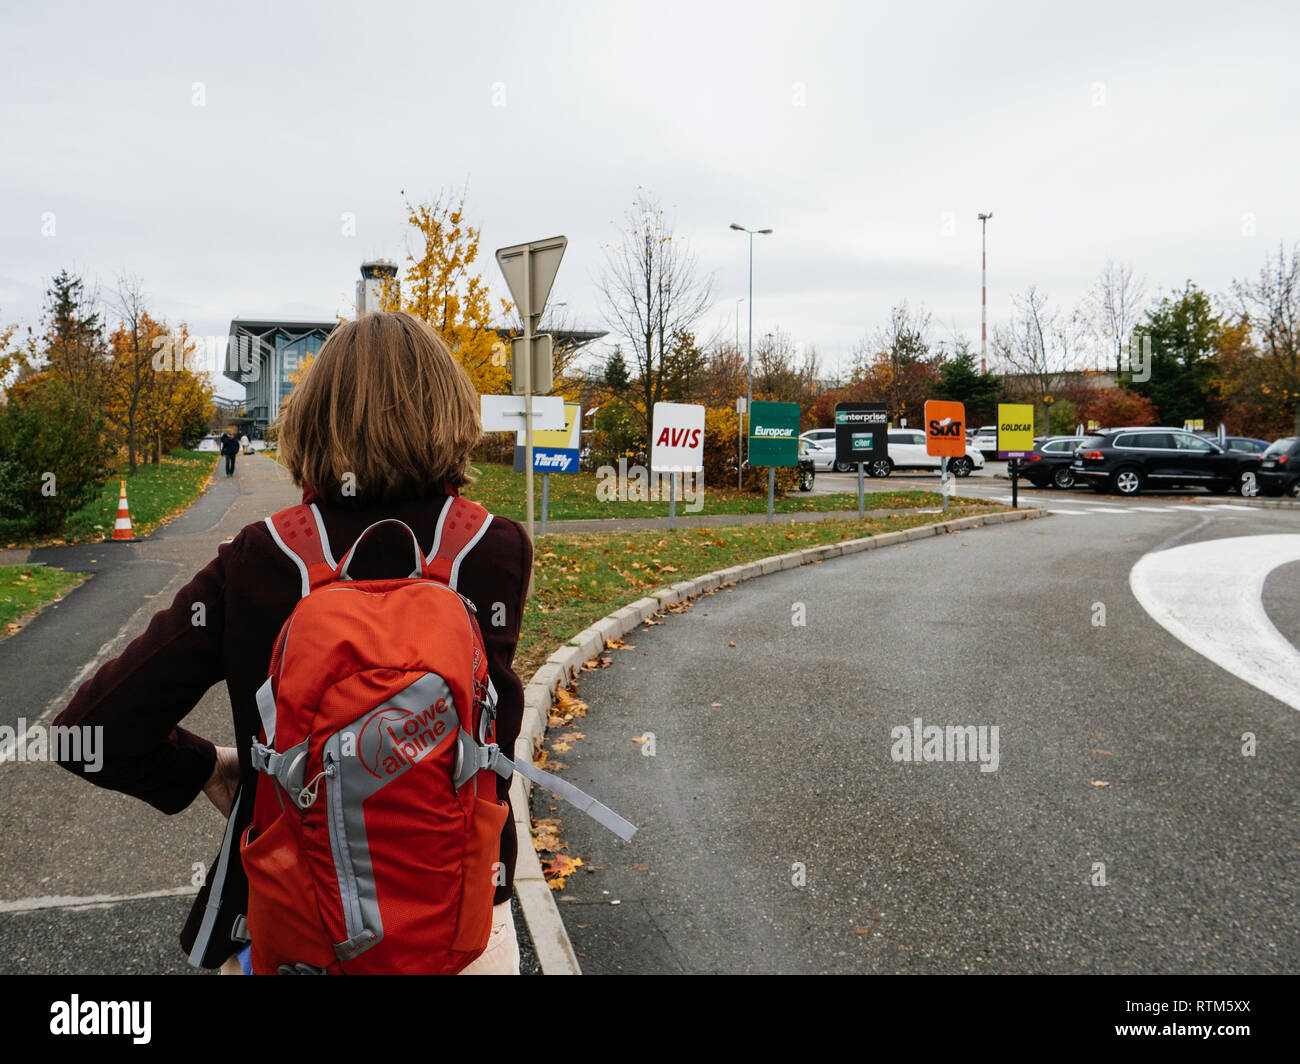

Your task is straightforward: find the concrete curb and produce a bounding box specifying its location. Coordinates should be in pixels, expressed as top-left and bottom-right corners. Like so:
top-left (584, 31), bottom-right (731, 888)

top-left (509, 505), bottom-right (1043, 974)
top-left (1190, 495), bottom-right (1300, 510)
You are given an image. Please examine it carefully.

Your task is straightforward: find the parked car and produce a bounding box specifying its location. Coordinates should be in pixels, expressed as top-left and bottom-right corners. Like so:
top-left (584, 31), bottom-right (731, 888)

top-left (1018, 436), bottom-right (1087, 488)
top-left (800, 428), bottom-right (858, 472)
top-left (1069, 427), bottom-right (1261, 497)
top-left (1257, 437), bottom-right (1300, 497)
top-left (196, 436), bottom-right (220, 453)
top-left (1195, 432), bottom-right (1272, 455)
top-left (973, 425), bottom-right (999, 458)
top-left (866, 428), bottom-right (985, 478)
top-left (796, 443), bottom-right (817, 491)
top-left (799, 438), bottom-right (836, 473)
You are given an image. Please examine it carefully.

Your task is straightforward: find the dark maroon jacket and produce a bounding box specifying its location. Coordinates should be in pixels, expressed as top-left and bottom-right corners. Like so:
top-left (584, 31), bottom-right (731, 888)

top-left (53, 490), bottom-right (532, 968)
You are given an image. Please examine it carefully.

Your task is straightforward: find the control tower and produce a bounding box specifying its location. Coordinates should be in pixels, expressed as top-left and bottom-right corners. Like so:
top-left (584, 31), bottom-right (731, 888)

top-left (356, 259), bottom-right (398, 314)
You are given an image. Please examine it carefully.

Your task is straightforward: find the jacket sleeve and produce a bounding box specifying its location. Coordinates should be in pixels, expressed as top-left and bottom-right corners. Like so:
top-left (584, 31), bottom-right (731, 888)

top-left (50, 532), bottom-right (244, 814)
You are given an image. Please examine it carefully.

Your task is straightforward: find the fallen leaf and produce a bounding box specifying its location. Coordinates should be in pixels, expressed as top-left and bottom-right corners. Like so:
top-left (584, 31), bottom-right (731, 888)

top-left (851, 928), bottom-right (873, 937)
top-left (560, 731), bottom-right (586, 742)
top-left (543, 854), bottom-right (583, 890)
top-left (1091, 749), bottom-right (1114, 756)
top-left (605, 637), bottom-right (633, 650)
top-left (631, 862), bottom-right (650, 871)
top-left (1090, 781), bottom-right (1110, 788)
top-left (551, 741), bottom-right (572, 753)
top-left (631, 736), bottom-right (648, 745)
top-left (728, 640), bottom-right (736, 647)
top-left (710, 702), bottom-right (722, 707)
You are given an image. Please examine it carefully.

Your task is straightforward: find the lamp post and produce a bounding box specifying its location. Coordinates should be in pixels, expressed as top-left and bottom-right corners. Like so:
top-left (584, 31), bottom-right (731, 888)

top-left (977, 212), bottom-right (993, 374)
top-left (729, 223), bottom-right (773, 469)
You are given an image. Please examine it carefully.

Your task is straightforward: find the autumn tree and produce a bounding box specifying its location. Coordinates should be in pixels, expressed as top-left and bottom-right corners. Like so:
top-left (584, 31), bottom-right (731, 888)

top-left (40, 269), bottom-right (108, 411)
top-left (1230, 242), bottom-right (1300, 435)
top-left (141, 323), bottom-right (213, 459)
top-left (383, 188), bottom-right (512, 394)
top-left (1085, 260), bottom-right (1148, 374)
top-left (1127, 282), bottom-right (1221, 428)
top-left (596, 190), bottom-right (713, 435)
top-left (106, 276), bottom-right (161, 473)
top-left (994, 286), bottom-right (1088, 433)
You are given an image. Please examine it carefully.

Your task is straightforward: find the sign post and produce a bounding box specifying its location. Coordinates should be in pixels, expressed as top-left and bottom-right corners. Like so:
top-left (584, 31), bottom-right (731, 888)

top-left (496, 235), bottom-right (567, 540)
top-left (651, 401), bottom-right (705, 532)
top-left (925, 400), bottom-right (966, 511)
top-left (514, 401), bottom-right (581, 535)
top-left (997, 403), bottom-right (1035, 510)
top-left (749, 400), bottom-right (800, 524)
top-left (736, 396), bottom-right (747, 490)
top-left (835, 402), bottom-right (887, 519)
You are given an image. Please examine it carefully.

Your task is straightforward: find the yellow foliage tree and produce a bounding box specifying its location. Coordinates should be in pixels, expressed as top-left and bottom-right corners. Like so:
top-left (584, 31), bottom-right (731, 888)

top-left (383, 189), bottom-right (512, 395)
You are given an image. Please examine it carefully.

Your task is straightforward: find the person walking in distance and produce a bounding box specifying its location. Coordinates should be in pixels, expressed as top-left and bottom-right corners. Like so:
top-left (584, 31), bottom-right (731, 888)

top-left (220, 427), bottom-right (240, 476)
top-left (52, 312), bottom-right (533, 974)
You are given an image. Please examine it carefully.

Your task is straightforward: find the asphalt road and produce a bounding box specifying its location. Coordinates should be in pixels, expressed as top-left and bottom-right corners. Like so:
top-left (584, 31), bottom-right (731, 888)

top-left (536, 503), bottom-right (1300, 974)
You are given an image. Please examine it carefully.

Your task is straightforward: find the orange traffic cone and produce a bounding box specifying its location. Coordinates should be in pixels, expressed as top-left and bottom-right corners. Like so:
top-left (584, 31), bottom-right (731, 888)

top-left (112, 480), bottom-right (136, 541)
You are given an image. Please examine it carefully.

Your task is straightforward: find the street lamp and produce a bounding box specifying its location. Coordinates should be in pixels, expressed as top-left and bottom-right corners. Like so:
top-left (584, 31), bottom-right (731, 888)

top-left (977, 212), bottom-right (993, 374)
top-left (729, 223), bottom-right (773, 456)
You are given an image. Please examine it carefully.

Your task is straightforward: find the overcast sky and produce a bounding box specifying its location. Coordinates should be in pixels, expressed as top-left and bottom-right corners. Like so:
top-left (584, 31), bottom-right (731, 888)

top-left (2, 0), bottom-right (1298, 398)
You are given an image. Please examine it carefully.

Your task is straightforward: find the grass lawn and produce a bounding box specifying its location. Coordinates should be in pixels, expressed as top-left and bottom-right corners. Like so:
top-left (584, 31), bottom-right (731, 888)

top-left (0, 565), bottom-right (89, 639)
top-left (0, 449), bottom-right (219, 547)
top-left (514, 503), bottom-right (1008, 677)
top-left (464, 461), bottom-right (961, 522)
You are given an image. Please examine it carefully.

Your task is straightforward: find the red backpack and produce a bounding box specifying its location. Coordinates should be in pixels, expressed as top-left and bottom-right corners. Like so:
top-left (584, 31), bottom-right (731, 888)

top-left (240, 497), bottom-right (514, 974)
top-left (240, 498), bottom-right (635, 975)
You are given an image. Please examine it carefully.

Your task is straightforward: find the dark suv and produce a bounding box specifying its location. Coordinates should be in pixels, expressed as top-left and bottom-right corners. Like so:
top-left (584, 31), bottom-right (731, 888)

top-left (1070, 427), bottom-right (1261, 497)
top-left (1258, 437), bottom-right (1300, 497)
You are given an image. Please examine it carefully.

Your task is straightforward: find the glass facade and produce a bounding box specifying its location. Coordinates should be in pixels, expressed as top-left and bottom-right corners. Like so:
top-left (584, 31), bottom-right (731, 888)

top-left (226, 321), bottom-right (335, 432)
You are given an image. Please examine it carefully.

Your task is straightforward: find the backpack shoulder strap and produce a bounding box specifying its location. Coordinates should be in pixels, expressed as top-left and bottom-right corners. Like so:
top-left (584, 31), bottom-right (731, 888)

top-left (264, 503), bottom-right (337, 598)
top-left (425, 496), bottom-right (492, 590)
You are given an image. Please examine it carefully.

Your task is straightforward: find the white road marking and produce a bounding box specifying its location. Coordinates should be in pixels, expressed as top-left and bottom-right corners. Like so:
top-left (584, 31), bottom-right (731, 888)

top-left (1129, 534), bottom-right (1300, 711)
top-left (1130, 506), bottom-right (1175, 512)
top-left (1208, 504), bottom-right (1252, 511)
top-left (1048, 509), bottom-right (1091, 515)
top-left (0, 886), bottom-right (200, 914)
top-left (1085, 508), bottom-right (1133, 514)
top-left (1170, 504), bottom-right (1207, 511)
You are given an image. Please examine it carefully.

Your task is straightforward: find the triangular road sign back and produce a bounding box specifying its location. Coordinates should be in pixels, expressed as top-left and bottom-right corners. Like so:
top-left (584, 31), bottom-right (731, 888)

top-left (496, 236), bottom-right (567, 321)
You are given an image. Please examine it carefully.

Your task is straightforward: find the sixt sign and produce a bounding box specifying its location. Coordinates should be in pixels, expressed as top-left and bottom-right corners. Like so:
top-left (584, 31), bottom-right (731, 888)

top-left (924, 400), bottom-right (966, 457)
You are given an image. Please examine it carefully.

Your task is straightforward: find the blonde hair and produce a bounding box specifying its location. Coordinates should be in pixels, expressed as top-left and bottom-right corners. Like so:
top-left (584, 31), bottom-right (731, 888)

top-left (279, 311), bottom-right (481, 505)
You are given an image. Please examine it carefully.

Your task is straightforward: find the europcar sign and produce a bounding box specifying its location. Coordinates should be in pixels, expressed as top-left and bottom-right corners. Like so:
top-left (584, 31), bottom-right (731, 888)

top-left (748, 401), bottom-right (800, 467)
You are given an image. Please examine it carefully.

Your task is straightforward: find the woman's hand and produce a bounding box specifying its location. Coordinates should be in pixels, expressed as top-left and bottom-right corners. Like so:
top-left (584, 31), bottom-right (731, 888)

top-left (202, 746), bottom-right (240, 817)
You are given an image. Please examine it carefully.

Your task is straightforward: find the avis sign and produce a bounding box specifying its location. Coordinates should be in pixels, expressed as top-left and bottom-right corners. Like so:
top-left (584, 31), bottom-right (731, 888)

top-left (650, 402), bottom-right (705, 472)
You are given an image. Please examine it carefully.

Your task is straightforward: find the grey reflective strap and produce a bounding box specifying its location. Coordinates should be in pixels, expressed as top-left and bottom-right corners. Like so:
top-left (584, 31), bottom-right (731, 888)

top-left (506, 753), bottom-right (638, 842)
top-left (255, 677), bottom-right (276, 746)
top-left (186, 785), bottom-right (244, 967)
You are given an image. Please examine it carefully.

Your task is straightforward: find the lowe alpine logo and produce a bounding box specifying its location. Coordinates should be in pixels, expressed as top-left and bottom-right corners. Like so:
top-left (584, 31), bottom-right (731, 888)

top-left (357, 698), bottom-right (456, 780)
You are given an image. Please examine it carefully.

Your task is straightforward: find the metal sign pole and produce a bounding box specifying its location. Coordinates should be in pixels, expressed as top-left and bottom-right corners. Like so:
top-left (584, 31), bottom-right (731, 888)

top-left (857, 461), bottom-right (864, 518)
top-left (523, 250), bottom-right (535, 541)
top-left (941, 456), bottom-right (949, 510)
top-left (767, 466), bottom-right (775, 523)
top-left (1011, 458), bottom-right (1019, 509)
top-left (540, 471), bottom-right (549, 537)
top-left (668, 473), bottom-right (677, 529)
